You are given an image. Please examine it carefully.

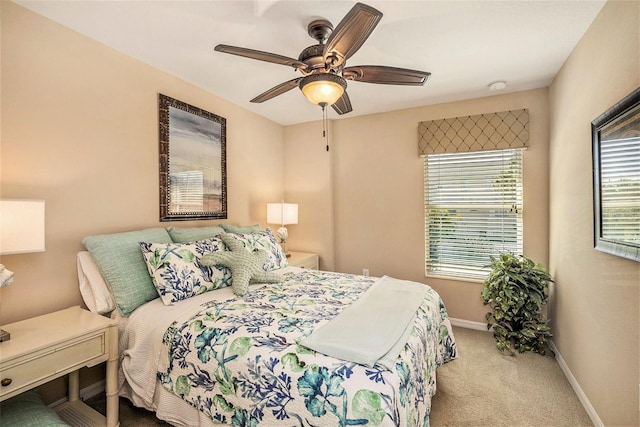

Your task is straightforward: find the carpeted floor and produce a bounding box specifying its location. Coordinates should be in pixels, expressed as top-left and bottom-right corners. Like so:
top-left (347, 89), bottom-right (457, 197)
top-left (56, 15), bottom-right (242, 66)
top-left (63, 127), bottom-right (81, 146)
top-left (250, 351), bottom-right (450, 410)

top-left (84, 395), bottom-right (167, 427)
top-left (86, 326), bottom-right (593, 426)
top-left (429, 327), bottom-right (593, 426)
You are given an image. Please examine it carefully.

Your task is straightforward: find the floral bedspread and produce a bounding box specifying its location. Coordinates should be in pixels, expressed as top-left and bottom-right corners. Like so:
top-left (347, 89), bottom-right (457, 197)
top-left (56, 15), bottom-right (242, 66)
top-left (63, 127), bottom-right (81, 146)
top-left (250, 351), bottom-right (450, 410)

top-left (158, 270), bottom-right (457, 426)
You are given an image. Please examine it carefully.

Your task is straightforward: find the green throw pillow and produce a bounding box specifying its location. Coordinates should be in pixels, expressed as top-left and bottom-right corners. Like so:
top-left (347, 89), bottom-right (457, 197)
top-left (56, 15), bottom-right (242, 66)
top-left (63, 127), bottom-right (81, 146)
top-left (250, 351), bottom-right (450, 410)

top-left (220, 224), bottom-right (262, 234)
top-left (201, 233), bottom-right (283, 296)
top-left (223, 228), bottom-right (288, 271)
top-left (167, 226), bottom-right (225, 243)
top-left (83, 228), bottom-right (173, 317)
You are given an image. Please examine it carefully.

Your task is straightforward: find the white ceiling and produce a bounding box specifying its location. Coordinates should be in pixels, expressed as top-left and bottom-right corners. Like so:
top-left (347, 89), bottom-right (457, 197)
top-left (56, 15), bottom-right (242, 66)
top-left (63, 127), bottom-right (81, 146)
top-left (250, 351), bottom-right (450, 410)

top-left (15, 0), bottom-right (605, 126)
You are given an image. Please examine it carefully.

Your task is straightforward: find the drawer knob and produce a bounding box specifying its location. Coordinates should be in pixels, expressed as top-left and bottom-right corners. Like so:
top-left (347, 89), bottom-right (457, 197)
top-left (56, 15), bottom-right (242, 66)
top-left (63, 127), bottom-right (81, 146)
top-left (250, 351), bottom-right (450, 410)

top-left (1, 378), bottom-right (12, 387)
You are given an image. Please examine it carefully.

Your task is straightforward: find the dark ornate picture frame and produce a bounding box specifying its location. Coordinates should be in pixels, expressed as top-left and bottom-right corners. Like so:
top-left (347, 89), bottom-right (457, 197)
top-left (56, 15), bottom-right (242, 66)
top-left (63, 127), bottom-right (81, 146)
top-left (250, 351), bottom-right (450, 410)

top-left (159, 94), bottom-right (227, 221)
top-left (592, 87), bottom-right (640, 262)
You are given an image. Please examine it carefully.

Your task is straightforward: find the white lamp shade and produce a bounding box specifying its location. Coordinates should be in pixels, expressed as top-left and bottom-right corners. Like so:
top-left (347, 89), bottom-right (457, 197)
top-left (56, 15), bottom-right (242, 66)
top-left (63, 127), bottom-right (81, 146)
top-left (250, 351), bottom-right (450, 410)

top-left (0, 200), bottom-right (46, 255)
top-left (267, 203), bottom-right (298, 226)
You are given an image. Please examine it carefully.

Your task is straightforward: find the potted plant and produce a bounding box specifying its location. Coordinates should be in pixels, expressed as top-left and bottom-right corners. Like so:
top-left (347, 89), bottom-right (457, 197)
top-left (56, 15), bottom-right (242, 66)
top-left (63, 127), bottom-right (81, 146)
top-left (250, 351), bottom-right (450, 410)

top-left (481, 253), bottom-right (554, 355)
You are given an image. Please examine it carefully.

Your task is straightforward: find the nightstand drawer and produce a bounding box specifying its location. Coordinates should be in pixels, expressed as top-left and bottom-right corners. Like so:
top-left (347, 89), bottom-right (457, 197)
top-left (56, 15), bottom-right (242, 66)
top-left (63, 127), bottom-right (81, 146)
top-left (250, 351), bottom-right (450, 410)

top-left (287, 251), bottom-right (319, 269)
top-left (295, 257), bottom-right (319, 269)
top-left (0, 333), bottom-right (104, 397)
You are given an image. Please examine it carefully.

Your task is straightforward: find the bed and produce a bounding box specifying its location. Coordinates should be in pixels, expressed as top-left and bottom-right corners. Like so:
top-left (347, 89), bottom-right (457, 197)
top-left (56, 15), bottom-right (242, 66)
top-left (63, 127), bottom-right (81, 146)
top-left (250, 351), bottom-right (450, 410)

top-left (78, 226), bottom-right (457, 426)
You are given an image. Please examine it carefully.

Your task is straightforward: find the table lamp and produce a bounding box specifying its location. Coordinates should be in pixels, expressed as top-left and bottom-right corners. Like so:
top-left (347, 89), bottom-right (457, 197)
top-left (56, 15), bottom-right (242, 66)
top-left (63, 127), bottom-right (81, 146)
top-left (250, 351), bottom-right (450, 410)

top-left (0, 200), bottom-right (46, 342)
top-left (266, 202), bottom-right (298, 257)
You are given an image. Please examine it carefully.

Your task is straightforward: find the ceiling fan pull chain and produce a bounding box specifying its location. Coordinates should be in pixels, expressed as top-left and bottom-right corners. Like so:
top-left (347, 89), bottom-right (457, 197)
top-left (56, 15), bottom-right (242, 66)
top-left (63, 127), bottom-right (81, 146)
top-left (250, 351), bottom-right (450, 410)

top-left (321, 103), bottom-right (329, 151)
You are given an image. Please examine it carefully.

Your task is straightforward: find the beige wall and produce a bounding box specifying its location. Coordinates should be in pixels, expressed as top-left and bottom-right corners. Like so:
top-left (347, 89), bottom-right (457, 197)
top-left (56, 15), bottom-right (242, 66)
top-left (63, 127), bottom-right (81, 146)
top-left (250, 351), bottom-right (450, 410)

top-left (283, 122), bottom-right (336, 271)
top-left (548, 1), bottom-right (639, 425)
top-left (324, 89), bottom-right (549, 323)
top-left (0, 2), bottom-right (285, 327)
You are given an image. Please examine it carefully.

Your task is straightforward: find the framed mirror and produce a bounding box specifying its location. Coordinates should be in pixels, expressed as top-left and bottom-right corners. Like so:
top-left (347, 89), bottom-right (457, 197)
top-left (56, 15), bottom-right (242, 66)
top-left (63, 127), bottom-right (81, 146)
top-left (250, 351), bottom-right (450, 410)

top-left (159, 94), bottom-right (227, 221)
top-left (591, 87), bottom-right (640, 262)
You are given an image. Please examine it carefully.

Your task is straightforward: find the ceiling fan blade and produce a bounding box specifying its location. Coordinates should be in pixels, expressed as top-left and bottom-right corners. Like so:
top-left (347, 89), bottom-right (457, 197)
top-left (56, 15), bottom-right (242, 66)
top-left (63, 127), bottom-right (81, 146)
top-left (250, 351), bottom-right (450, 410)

top-left (331, 91), bottom-right (353, 115)
top-left (250, 77), bottom-right (303, 103)
top-left (343, 65), bottom-right (430, 85)
top-left (215, 44), bottom-right (307, 71)
top-left (323, 3), bottom-right (383, 69)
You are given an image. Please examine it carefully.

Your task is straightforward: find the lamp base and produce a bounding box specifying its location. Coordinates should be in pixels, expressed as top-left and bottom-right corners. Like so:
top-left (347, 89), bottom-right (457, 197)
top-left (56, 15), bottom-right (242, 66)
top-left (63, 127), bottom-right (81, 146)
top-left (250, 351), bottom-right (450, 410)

top-left (280, 240), bottom-right (291, 257)
top-left (0, 328), bottom-right (10, 342)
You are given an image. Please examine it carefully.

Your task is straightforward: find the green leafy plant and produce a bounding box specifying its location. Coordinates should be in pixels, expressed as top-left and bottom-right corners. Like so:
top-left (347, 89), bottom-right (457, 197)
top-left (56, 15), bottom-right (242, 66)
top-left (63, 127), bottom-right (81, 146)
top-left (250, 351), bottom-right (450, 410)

top-left (481, 253), bottom-right (554, 355)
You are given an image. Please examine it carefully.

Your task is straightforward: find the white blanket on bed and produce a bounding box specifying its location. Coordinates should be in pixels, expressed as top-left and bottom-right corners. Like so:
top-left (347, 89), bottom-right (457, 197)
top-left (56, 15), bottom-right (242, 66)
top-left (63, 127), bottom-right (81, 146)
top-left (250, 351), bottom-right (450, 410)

top-left (299, 275), bottom-right (428, 370)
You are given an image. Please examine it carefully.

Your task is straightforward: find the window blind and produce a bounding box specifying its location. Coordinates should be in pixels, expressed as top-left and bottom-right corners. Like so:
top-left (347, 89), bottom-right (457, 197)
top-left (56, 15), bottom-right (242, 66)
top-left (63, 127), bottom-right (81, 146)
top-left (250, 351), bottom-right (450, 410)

top-left (425, 148), bottom-right (523, 279)
top-left (600, 136), bottom-right (640, 244)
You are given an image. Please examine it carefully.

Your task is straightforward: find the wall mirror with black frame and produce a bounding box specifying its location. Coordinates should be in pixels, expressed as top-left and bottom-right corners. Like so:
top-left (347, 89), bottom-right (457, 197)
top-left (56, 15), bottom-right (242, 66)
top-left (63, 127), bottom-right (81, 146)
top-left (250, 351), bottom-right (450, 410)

top-left (591, 87), bottom-right (640, 262)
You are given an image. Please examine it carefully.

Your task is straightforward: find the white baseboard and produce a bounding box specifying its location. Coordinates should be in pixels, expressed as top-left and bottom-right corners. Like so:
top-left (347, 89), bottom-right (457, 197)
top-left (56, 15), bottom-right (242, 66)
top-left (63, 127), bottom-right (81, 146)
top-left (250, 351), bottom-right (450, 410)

top-left (549, 340), bottom-right (603, 427)
top-left (48, 380), bottom-right (105, 409)
top-left (449, 317), bottom-right (488, 331)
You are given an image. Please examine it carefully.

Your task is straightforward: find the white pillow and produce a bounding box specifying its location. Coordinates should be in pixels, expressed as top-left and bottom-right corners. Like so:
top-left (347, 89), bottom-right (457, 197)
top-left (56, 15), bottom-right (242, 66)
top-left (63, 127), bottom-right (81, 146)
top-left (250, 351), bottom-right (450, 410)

top-left (77, 251), bottom-right (115, 314)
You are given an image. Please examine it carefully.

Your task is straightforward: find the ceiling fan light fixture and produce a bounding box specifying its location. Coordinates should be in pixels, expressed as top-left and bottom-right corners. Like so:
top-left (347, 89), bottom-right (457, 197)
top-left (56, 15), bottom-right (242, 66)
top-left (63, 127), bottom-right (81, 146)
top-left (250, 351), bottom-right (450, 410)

top-left (299, 73), bottom-right (346, 106)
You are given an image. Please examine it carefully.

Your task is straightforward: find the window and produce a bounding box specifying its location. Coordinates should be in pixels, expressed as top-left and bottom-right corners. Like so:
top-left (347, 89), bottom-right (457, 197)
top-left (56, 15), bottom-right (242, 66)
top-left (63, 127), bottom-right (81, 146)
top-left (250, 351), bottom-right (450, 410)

top-left (424, 148), bottom-right (523, 279)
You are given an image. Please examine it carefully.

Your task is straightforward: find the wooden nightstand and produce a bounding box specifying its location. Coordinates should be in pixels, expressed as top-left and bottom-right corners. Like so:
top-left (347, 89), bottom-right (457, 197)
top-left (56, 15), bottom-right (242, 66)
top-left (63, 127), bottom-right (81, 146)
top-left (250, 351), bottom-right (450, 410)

top-left (0, 306), bottom-right (119, 426)
top-left (287, 251), bottom-right (319, 269)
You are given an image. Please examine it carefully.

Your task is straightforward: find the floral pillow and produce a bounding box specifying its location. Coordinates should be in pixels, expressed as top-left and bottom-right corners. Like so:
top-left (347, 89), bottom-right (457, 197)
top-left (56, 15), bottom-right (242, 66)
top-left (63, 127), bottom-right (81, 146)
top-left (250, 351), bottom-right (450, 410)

top-left (140, 237), bottom-right (231, 305)
top-left (223, 228), bottom-right (288, 271)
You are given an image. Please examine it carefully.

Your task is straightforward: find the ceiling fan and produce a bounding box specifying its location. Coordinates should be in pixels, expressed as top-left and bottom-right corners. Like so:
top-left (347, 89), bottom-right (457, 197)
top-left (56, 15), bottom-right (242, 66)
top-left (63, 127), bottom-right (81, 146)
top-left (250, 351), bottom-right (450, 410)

top-left (214, 2), bottom-right (430, 115)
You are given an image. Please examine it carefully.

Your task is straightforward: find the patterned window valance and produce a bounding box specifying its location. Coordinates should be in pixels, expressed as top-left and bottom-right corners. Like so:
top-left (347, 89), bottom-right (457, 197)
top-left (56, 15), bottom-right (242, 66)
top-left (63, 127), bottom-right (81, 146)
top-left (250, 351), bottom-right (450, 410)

top-left (418, 109), bottom-right (529, 156)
